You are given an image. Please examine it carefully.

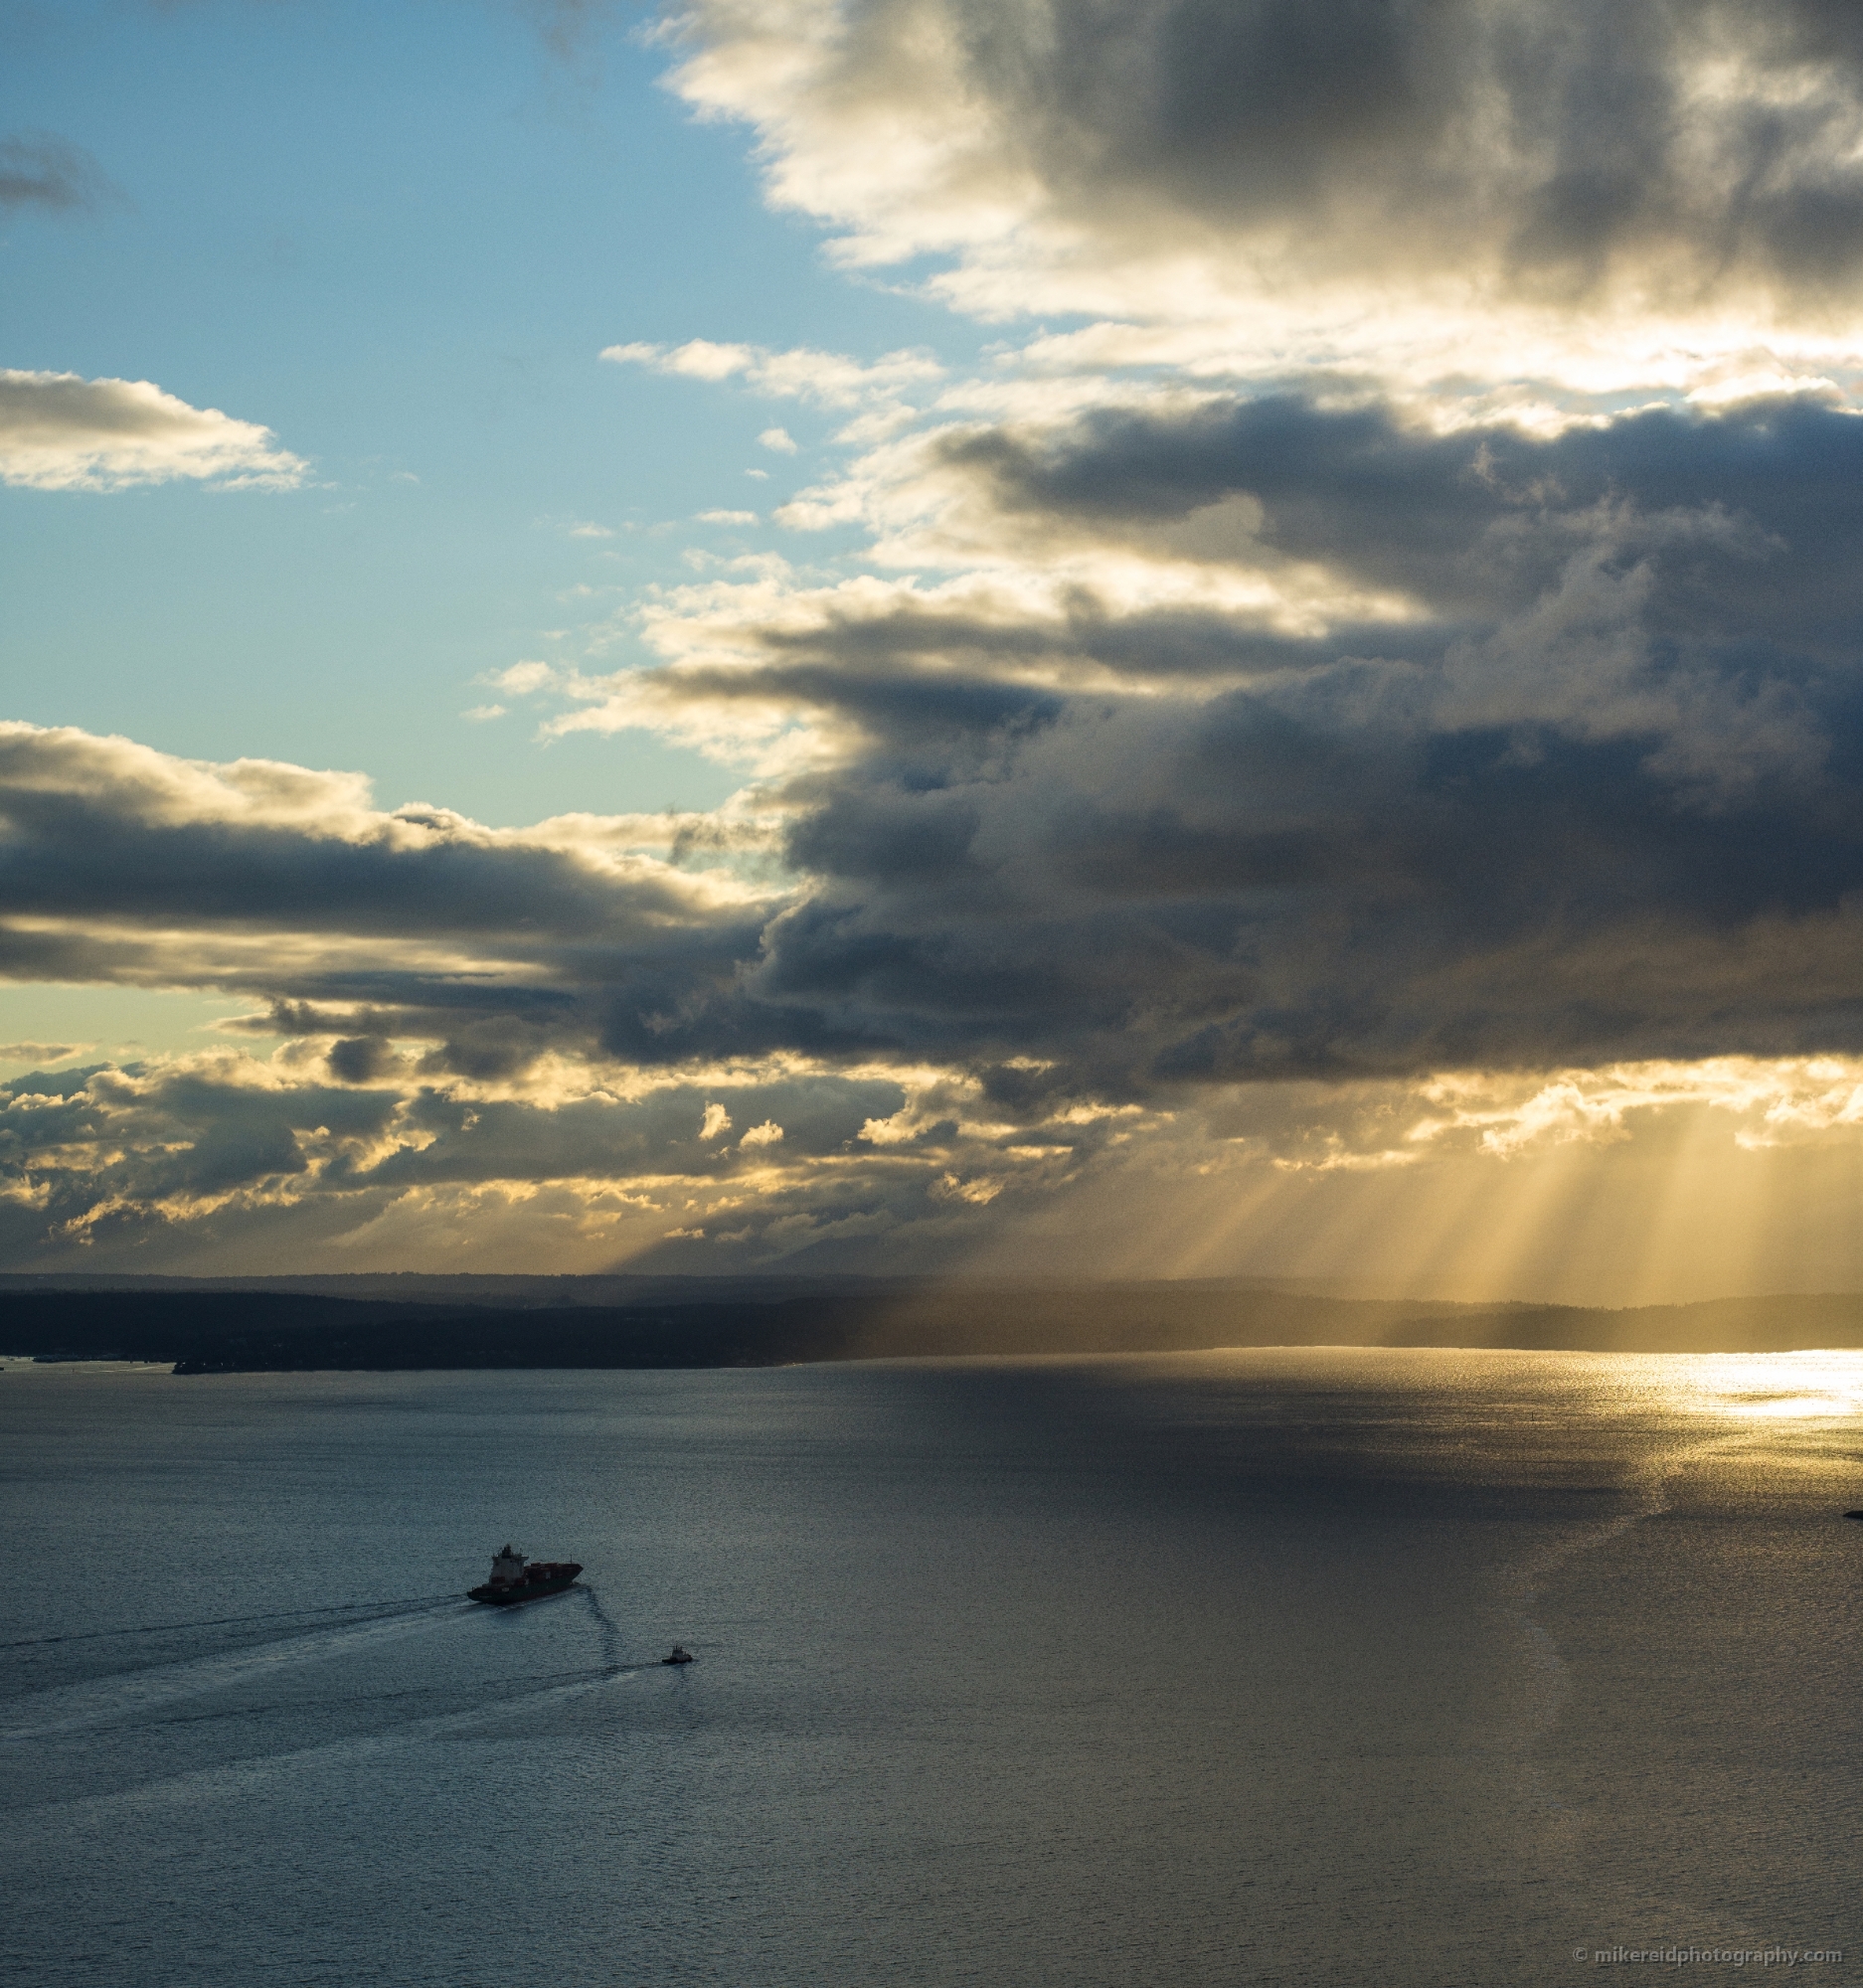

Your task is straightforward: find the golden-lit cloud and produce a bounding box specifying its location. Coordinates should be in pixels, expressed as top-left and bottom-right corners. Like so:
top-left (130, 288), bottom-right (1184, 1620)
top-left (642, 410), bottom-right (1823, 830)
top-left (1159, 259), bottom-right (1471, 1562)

top-left (602, 338), bottom-right (940, 408)
top-left (666, 0), bottom-right (1863, 400)
top-left (0, 370), bottom-right (305, 491)
top-left (5, 1021), bottom-right (1863, 1295)
top-left (12, 5), bottom-right (1863, 1295)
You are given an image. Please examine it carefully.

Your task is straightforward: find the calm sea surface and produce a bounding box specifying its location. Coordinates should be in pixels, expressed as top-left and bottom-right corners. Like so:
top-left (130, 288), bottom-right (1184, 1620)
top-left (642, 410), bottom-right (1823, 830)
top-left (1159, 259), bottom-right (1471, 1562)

top-left (2, 1350), bottom-right (1859, 1986)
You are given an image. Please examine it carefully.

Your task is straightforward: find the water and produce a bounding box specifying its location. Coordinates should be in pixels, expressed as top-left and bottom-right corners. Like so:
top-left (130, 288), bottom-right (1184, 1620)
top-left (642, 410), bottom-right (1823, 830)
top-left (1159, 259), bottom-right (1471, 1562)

top-left (2, 1351), bottom-right (1858, 1985)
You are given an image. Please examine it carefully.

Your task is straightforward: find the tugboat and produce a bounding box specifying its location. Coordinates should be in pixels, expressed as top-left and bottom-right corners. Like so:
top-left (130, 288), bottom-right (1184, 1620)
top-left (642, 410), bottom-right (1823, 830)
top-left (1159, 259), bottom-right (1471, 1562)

top-left (467, 1544), bottom-right (583, 1605)
top-left (661, 1646), bottom-right (695, 1666)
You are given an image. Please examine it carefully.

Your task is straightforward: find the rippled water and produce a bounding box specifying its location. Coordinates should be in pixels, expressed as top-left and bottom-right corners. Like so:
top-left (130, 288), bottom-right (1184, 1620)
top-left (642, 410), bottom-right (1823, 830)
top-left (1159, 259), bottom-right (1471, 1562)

top-left (3, 1351), bottom-right (1859, 1985)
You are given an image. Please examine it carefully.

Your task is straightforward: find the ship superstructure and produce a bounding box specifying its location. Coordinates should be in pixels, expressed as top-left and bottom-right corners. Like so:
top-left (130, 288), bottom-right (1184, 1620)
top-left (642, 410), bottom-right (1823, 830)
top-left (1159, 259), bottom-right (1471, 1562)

top-left (467, 1544), bottom-right (583, 1605)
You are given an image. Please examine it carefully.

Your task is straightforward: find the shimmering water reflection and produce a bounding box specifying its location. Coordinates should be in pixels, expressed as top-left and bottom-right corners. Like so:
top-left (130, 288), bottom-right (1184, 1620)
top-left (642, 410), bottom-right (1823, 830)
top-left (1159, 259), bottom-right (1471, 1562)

top-left (2, 1351), bottom-right (1857, 1986)
top-left (1660, 1350), bottom-right (1863, 1421)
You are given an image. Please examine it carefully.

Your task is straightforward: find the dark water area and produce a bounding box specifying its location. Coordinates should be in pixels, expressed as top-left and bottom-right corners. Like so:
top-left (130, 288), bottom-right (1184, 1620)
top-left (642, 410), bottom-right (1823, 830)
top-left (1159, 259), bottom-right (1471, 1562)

top-left (2, 1351), bottom-right (1858, 1985)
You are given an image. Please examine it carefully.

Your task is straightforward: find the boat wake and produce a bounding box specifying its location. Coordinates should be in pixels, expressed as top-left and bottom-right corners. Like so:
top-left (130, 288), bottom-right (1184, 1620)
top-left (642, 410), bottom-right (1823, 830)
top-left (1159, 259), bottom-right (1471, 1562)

top-left (577, 1584), bottom-right (626, 1678)
top-left (0, 1592), bottom-right (461, 1655)
top-left (1, 1598), bottom-right (472, 1743)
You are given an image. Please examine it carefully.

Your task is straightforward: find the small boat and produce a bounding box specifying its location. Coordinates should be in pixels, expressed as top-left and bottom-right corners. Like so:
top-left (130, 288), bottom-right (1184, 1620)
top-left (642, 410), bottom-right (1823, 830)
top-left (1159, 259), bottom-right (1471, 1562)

top-left (467, 1544), bottom-right (583, 1605)
top-left (661, 1646), bottom-right (695, 1666)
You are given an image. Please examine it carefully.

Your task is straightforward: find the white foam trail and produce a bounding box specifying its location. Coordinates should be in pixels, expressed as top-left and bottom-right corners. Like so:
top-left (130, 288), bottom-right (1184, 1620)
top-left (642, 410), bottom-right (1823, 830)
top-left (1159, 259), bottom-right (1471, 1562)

top-left (22, 1660), bottom-right (650, 1824)
top-left (0, 1593), bottom-right (459, 1653)
top-left (2, 1601), bottom-right (472, 1741)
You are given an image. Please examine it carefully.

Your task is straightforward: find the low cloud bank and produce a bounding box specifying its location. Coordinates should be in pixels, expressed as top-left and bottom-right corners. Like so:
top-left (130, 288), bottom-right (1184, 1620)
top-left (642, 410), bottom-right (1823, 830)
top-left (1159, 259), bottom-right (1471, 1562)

top-left (3, 1035), bottom-right (1861, 1294)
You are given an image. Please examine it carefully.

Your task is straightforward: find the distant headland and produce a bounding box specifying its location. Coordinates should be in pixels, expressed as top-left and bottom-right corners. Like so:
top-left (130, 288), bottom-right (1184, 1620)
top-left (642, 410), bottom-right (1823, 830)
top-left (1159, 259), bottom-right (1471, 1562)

top-left (4, 1273), bottom-right (1862, 1373)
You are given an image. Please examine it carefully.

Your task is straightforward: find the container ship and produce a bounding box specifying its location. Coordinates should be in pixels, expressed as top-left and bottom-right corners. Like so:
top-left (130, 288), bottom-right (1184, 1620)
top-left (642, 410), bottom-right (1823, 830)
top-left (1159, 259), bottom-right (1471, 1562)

top-left (467, 1544), bottom-right (583, 1605)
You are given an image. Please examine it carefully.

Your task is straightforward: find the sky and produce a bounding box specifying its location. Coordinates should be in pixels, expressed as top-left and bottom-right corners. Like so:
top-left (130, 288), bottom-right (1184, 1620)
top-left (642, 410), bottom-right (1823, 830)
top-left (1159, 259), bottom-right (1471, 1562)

top-left (5, 0), bottom-right (1863, 1301)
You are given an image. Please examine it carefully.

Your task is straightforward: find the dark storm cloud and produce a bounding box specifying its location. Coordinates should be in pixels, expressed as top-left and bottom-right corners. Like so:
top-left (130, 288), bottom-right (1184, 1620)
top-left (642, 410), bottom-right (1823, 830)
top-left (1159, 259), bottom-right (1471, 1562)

top-left (0, 778), bottom-right (687, 943)
top-left (17, 381), bottom-right (1863, 1123)
top-left (741, 586), bottom-right (1452, 689)
top-left (681, 0), bottom-right (1863, 312)
top-left (1034, 0), bottom-right (1863, 291)
top-left (936, 393), bottom-right (1863, 640)
top-left (601, 394), bottom-right (1863, 1087)
top-left (325, 1036), bottom-right (401, 1084)
top-left (19, 381), bottom-right (1863, 1095)
top-left (747, 726), bottom-right (1863, 1087)
top-left (0, 725), bottom-right (780, 1077)
top-left (726, 395), bottom-right (1863, 804)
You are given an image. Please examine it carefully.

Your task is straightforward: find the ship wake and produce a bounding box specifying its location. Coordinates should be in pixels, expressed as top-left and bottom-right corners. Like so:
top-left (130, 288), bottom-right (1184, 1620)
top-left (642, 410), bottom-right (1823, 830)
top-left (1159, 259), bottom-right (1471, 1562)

top-left (1, 1598), bottom-right (471, 1742)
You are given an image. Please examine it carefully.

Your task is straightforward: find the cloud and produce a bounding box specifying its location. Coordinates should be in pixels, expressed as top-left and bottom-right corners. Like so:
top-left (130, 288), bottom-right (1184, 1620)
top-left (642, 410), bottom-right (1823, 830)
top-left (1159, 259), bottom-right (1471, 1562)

top-left (0, 133), bottom-right (117, 215)
top-left (518, 383), bottom-right (1863, 1097)
top-left (326, 1035), bottom-right (404, 1085)
top-left (666, 0), bottom-right (1863, 391)
top-left (12, 7), bottom-right (1863, 1291)
top-left (4, 1040), bottom-right (1862, 1296)
top-left (0, 1046), bottom-right (929, 1270)
top-left (0, 722), bottom-right (786, 1084)
top-left (602, 339), bottom-right (941, 409)
top-left (696, 508), bottom-right (759, 525)
top-left (496, 660), bottom-right (558, 695)
top-left (0, 371), bottom-right (306, 492)
top-left (759, 426), bottom-right (798, 454)
top-left (0, 724), bottom-right (1857, 1292)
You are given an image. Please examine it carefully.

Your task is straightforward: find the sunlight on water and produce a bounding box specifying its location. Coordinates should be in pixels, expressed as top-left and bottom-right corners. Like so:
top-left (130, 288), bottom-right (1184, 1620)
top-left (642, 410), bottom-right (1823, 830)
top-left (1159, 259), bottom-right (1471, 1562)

top-left (1659, 1351), bottom-right (1863, 1422)
top-left (2, 1357), bottom-right (1857, 1988)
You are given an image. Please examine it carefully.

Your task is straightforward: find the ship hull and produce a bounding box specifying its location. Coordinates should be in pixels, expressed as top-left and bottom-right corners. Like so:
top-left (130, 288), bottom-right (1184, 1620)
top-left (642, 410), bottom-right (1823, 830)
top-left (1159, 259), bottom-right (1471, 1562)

top-left (467, 1567), bottom-right (582, 1605)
